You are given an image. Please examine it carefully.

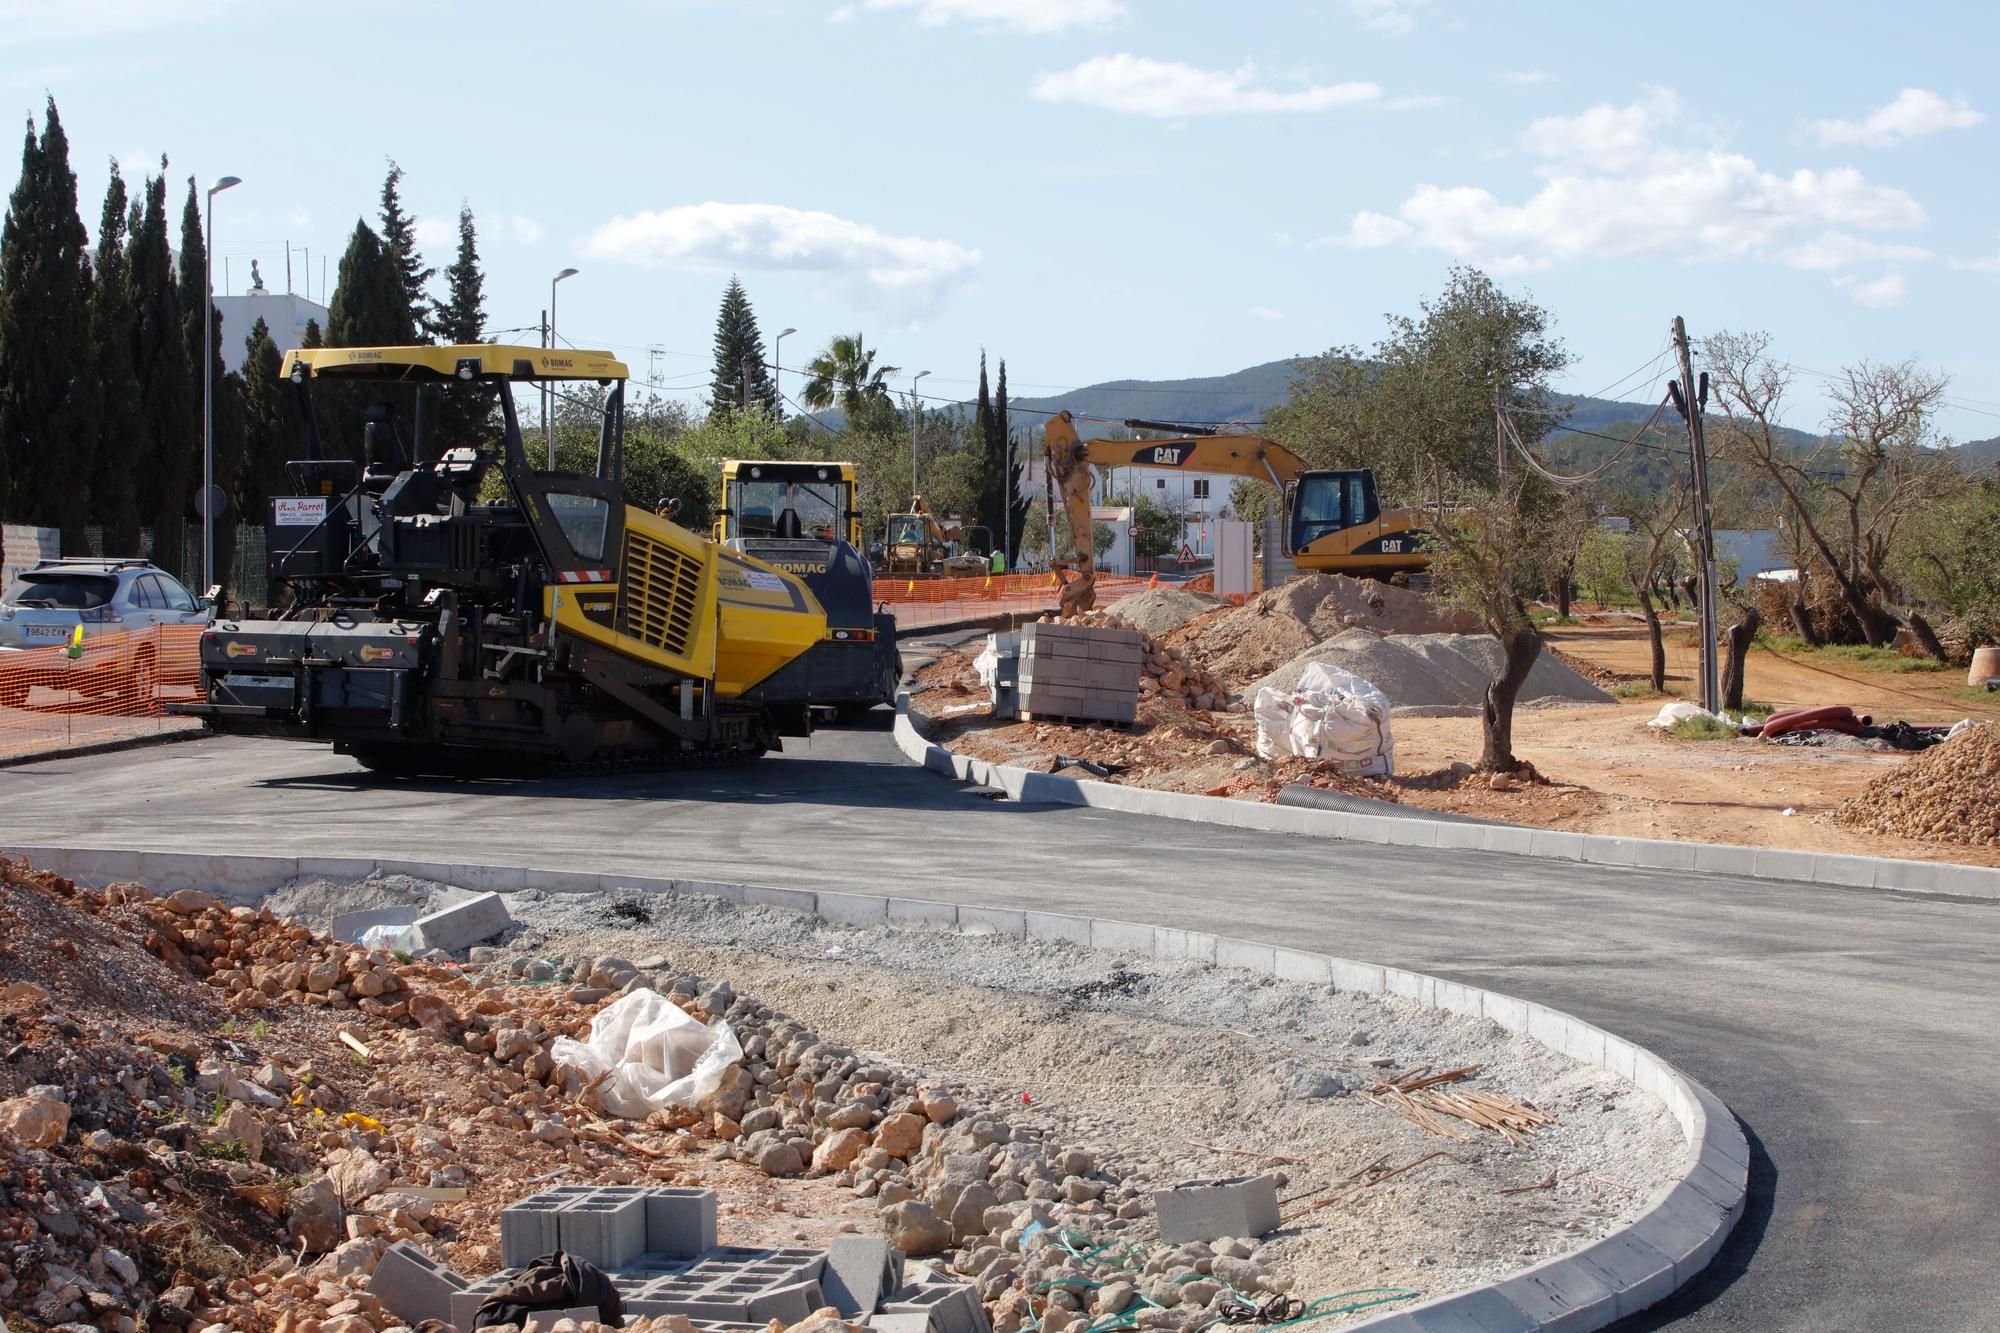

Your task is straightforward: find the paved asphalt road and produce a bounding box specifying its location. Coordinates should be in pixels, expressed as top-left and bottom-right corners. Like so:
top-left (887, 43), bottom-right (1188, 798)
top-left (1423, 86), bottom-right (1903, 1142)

top-left (4, 697), bottom-right (1997, 1330)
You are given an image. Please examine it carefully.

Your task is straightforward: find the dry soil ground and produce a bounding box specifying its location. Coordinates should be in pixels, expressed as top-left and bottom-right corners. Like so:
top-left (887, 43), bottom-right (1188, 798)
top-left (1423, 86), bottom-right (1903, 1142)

top-left (916, 613), bottom-right (2000, 869)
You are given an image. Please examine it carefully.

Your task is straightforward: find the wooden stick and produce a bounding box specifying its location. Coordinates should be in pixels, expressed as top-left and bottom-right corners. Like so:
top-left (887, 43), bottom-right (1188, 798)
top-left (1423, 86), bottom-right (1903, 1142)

top-left (1496, 1170), bottom-right (1558, 1195)
top-left (337, 1031), bottom-right (371, 1060)
top-left (1187, 1139), bottom-right (1309, 1164)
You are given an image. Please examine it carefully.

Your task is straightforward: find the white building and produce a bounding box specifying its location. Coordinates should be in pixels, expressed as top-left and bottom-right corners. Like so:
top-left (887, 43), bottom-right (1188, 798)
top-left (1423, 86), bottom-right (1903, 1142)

top-left (214, 283), bottom-right (329, 373)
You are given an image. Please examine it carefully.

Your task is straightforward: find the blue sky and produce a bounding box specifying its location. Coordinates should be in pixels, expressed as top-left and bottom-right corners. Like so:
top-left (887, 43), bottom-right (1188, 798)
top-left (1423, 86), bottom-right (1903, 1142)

top-left (7, 0), bottom-right (1998, 438)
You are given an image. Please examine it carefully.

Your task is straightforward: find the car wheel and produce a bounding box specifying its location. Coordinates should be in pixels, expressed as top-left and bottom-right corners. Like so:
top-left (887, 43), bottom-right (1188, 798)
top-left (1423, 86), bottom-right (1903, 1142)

top-left (123, 650), bottom-right (157, 711)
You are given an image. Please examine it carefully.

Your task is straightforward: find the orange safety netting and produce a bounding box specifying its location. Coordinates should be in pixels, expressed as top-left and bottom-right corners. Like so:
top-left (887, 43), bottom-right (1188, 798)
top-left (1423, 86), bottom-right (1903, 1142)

top-left (875, 571), bottom-right (1152, 629)
top-left (0, 625), bottom-right (205, 761)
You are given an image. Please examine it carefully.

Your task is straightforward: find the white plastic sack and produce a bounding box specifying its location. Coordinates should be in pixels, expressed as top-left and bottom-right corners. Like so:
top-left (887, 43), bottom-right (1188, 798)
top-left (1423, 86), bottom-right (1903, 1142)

top-left (1253, 662), bottom-right (1394, 773)
top-left (357, 923), bottom-right (416, 953)
top-left (1647, 701), bottom-right (1719, 729)
top-left (548, 988), bottom-right (743, 1121)
top-left (973, 635), bottom-right (1002, 691)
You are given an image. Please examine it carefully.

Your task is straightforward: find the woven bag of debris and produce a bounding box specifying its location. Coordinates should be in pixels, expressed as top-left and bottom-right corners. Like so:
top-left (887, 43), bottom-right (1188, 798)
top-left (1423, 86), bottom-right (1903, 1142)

top-left (1253, 661), bottom-right (1394, 772)
top-left (549, 987), bottom-right (744, 1119)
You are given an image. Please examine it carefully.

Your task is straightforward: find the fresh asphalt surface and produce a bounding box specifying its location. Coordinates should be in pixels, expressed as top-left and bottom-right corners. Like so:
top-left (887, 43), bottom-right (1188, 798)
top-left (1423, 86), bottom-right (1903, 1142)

top-left (3, 640), bottom-right (1996, 1331)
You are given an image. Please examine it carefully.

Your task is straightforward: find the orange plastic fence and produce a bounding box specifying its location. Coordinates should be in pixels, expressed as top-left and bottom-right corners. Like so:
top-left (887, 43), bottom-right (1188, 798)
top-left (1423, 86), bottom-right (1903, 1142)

top-left (0, 625), bottom-right (205, 761)
top-left (876, 572), bottom-right (1151, 629)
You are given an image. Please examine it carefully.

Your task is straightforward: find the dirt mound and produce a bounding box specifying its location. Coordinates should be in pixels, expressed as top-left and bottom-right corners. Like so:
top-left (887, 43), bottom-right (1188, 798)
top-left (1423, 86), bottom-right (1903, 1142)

top-left (1835, 724), bottom-right (2000, 846)
top-left (1167, 574), bottom-right (1479, 685)
top-left (1250, 629), bottom-right (1615, 711)
top-left (1103, 585), bottom-right (1231, 637)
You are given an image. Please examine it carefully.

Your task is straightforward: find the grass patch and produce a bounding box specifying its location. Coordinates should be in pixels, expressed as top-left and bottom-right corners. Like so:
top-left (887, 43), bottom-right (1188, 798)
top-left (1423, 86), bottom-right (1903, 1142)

top-left (1760, 635), bottom-right (1952, 673)
top-left (1669, 715), bottom-right (1740, 741)
top-left (1532, 609), bottom-right (1579, 627)
top-left (250, 1017), bottom-right (268, 1040)
top-left (1612, 680), bottom-right (1662, 699)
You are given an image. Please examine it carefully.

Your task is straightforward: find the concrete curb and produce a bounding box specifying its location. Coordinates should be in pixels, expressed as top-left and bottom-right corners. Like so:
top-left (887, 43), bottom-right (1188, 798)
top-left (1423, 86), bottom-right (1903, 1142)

top-left (0, 722), bottom-right (204, 770)
top-left (4, 842), bottom-right (1746, 1333)
top-left (894, 693), bottom-right (2000, 900)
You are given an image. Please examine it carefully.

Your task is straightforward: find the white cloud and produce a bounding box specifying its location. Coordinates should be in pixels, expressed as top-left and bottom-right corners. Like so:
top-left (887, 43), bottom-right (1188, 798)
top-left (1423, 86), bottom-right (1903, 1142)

top-left (1501, 70), bottom-right (1548, 86)
top-left (1948, 254), bottom-right (2000, 275)
top-left (584, 202), bottom-right (980, 312)
top-left (827, 3), bottom-right (855, 19)
top-left (1320, 89), bottom-right (1930, 300)
top-left (1248, 305), bottom-right (1285, 321)
top-left (1812, 88), bottom-right (1984, 147)
top-left (510, 215), bottom-right (543, 245)
top-left (413, 217), bottom-right (455, 248)
top-left (1836, 272), bottom-right (1907, 307)
top-left (859, 0), bottom-right (1123, 33)
top-left (1031, 55), bottom-right (1426, 117)
top-left (1345, 0), bottom-right (1425, 34)
top-left (0, 0), bottom-right (244, 45)
top-left (1778, 230), bottom-right (1929, 272)
top-left (1519, 87), bottom-right (1679, 170)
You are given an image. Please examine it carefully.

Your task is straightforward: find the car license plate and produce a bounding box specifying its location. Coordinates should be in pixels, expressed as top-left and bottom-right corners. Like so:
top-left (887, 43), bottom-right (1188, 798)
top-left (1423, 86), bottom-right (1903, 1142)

top-left (21, 625), bottom-right (67, 639)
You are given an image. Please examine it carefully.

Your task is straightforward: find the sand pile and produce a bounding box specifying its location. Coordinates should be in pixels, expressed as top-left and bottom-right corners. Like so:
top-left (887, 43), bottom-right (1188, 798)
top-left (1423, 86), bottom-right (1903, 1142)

top-left (1103, 585), bottom-right (1231, 637)
top-left (1251, 629), bottom-right (1614, 713)
top-left (1168, 574), bottom-right (1479, 684)
top-left (1834, 724), bottom-right (2000, 846)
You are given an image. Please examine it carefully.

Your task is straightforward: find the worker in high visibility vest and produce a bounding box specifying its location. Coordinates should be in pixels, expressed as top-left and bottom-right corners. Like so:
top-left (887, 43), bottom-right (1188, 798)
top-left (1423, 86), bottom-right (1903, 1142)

top-left (989, 548), bottom-right (1005, 575)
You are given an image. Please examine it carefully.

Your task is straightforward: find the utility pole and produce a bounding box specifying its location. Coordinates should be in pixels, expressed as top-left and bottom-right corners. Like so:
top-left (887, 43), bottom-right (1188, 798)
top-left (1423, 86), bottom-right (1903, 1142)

top-left (540, 308), bottom-right (550, 469)
top-left (1670, 315), bottom-right (1722, 713)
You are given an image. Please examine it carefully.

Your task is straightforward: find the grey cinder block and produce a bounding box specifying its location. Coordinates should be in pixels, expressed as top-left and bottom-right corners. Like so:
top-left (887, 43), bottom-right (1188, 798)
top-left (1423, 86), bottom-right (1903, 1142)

top-left (1154, 1174), bottom-right (1281, 1243)
top-left (881, 1281), bottom-right (989, 1333)
top-left (367, 1241), bottom-right (468, 1324)
top-left (557, 1190), bottom-right (649, 1269)
top-left (747, 1277), bottom-right (826, 1326)
top-left (822, 1235), bottom-right (897, 1316)
top-left (411, 889), bottom-right (513, 952)
top-left (500, 1193), bottom-right (568, 1269)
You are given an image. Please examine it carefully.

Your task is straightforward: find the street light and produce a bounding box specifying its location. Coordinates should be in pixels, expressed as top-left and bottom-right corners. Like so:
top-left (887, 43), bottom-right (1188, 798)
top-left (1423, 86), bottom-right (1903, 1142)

top-left (772, 328), bottom-right (796, 417)
top-left (910, 370), bottom-right (931, 502)
top-left (201, 174), bottom-right (242, 602)
top-left (546, 267), bottom-right (579, 467)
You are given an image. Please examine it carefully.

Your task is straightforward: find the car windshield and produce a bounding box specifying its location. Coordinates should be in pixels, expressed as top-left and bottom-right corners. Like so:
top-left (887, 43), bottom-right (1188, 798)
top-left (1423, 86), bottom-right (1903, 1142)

top-left (733, 479), bottom-right (846, 540)
top-left (3, 572), bottom-right (116, 610)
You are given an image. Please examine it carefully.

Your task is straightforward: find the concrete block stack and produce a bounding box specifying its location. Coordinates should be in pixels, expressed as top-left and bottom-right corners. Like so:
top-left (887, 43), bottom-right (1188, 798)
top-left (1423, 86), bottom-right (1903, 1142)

top-left (1014, 622), bottom-right (1143, 725)
top-left (385, 1184), bottom-right (983, 1331)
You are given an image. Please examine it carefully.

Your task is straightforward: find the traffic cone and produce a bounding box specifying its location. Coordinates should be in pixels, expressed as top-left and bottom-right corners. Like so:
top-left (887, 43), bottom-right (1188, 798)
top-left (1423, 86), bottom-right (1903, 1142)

top-left (1148, 571), bottom-right (1160, 588)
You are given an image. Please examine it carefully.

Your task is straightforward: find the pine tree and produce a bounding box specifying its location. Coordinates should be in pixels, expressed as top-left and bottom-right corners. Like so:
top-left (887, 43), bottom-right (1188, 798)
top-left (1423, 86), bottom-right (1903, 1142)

top-left (0, 97), bottom-right (100, 548)
top-left (379, 160), bottom-right (433, 338)
top-left (89, 162), bottom-right (145, 555)
top-left (302, 318), bottom-right (323, 348)
top-left (434, 205), bottom-right (494, 446)
top-left (708, 276), bottom-right (774, 417)
top-left (128, 162), bottom-right (192, 569)
top-left (235, 317), bottom-right (291, 529)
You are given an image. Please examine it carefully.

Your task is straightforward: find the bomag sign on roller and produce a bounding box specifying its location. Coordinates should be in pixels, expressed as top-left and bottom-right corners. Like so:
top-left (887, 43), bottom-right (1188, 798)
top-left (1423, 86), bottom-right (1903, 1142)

top-left (175, 345), bottom-right (848, 773)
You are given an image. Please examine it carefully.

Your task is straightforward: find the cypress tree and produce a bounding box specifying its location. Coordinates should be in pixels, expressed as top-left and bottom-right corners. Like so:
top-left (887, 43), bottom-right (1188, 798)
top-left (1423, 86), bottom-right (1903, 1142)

top-left (996, 360), bottom-right (1026, 565)
top-left (434, 205), bottom-right (493, 446)
top-left (90, 162), bottom-right (145, 555)
top-left (128, 162), bottom-right (192, 569)
top-left (0, 97), bottom-right (100, 547)
top-left (972, 351), bottom-right (998, 541)
top-left (379, 160), bottom-right (433, 338)
top-left (235, 317), bottom-right (292, 528)
top-left (708, 276), bottom-right (774, 417)
top-left (180, 176), bottom-right (233, 578)
top-left (325, 219), bottom-right (415, 457)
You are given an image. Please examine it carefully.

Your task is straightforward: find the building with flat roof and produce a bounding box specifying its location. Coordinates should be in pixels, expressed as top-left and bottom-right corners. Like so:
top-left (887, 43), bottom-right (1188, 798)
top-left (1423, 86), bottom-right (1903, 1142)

top-left (213, 273), bottom-right (329, 373)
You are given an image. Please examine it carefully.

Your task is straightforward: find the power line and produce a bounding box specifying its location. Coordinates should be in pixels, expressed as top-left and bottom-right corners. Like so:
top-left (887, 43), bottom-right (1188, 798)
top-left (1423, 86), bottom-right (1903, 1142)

top-left (1504, 393), bottom-right (1672, 485)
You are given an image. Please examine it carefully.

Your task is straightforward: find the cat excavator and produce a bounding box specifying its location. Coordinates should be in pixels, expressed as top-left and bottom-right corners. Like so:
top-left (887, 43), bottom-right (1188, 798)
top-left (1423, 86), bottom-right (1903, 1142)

top-left (1043, 410), bottom-right (1429, 613)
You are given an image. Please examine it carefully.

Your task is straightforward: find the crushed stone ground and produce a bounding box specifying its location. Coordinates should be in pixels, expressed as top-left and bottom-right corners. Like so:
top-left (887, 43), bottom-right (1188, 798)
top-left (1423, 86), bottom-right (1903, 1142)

top-left (1833, 722), bottom-right (2000, 846)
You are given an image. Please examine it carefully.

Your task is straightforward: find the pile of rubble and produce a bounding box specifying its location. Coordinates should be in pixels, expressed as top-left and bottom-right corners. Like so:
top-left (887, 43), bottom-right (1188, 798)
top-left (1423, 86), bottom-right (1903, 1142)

top-left (1037, 612), bottom-right (1233, 712)
top-left (0, 858), bottom-right (1316, 1333)
top-left (1834, 723), bottom-right (2000, 846)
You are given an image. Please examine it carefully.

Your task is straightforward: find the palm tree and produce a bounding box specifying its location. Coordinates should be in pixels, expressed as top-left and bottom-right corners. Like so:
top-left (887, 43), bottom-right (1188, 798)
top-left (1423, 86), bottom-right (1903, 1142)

top-left (802, 332), bottom-right (900, 421)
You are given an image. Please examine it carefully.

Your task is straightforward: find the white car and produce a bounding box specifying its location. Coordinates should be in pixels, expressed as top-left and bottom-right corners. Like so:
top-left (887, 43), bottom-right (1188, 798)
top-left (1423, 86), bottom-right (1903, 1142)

top-left (0, 558), bottom-right (212, 708)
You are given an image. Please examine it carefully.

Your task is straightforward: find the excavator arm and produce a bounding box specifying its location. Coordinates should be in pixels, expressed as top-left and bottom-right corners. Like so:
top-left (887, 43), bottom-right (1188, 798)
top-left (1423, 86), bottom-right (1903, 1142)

top-left (1043, 410), bottom-right (1307, 613)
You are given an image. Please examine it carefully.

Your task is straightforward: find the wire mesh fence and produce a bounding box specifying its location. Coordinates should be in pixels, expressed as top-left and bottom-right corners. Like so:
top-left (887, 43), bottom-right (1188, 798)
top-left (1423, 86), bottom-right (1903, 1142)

top-left (0, 625), bottom-right (205, 761)
top-left (875, 571), bottom-right (1151, 629)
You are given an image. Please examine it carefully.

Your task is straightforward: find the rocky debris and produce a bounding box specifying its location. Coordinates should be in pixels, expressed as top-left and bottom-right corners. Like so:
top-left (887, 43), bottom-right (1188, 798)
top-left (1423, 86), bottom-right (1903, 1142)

top-left (1834, 723), bottom-right (2000, 846)
top-left (1038, 611), bottom-right (1234, 712)
top-left (1101, 587), bottom-right (1232, 638)
top-left (1166, 574), bottom-right (1481, 684)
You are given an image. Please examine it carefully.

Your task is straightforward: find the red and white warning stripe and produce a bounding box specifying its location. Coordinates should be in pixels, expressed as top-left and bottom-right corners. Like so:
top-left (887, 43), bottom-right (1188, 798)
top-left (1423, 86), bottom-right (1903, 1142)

top-left (556, 569), bottom-right (613, 583)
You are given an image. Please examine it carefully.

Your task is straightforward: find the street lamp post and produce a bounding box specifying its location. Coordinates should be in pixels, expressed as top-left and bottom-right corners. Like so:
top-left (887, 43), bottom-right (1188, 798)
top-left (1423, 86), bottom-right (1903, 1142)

top-left (201, 174), bottom-right (241, 601)
top-left (772, 327), bottom-right (796, 417)
top-left (546, 267), bottom-right (578, 467)
top-left (910, 369), bottom-right (931, 502)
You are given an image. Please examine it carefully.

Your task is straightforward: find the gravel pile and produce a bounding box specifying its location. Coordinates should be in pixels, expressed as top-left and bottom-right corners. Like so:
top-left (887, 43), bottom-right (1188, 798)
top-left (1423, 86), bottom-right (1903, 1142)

top-left (1168, 576), bottom-right (1479, 685)
top-left (1103, 587), bottom-right (1232, 638)
top-left (1834, 723), bottom-right (2000, 846)
top-left (1250, 630), bottom-right (1614, 713)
